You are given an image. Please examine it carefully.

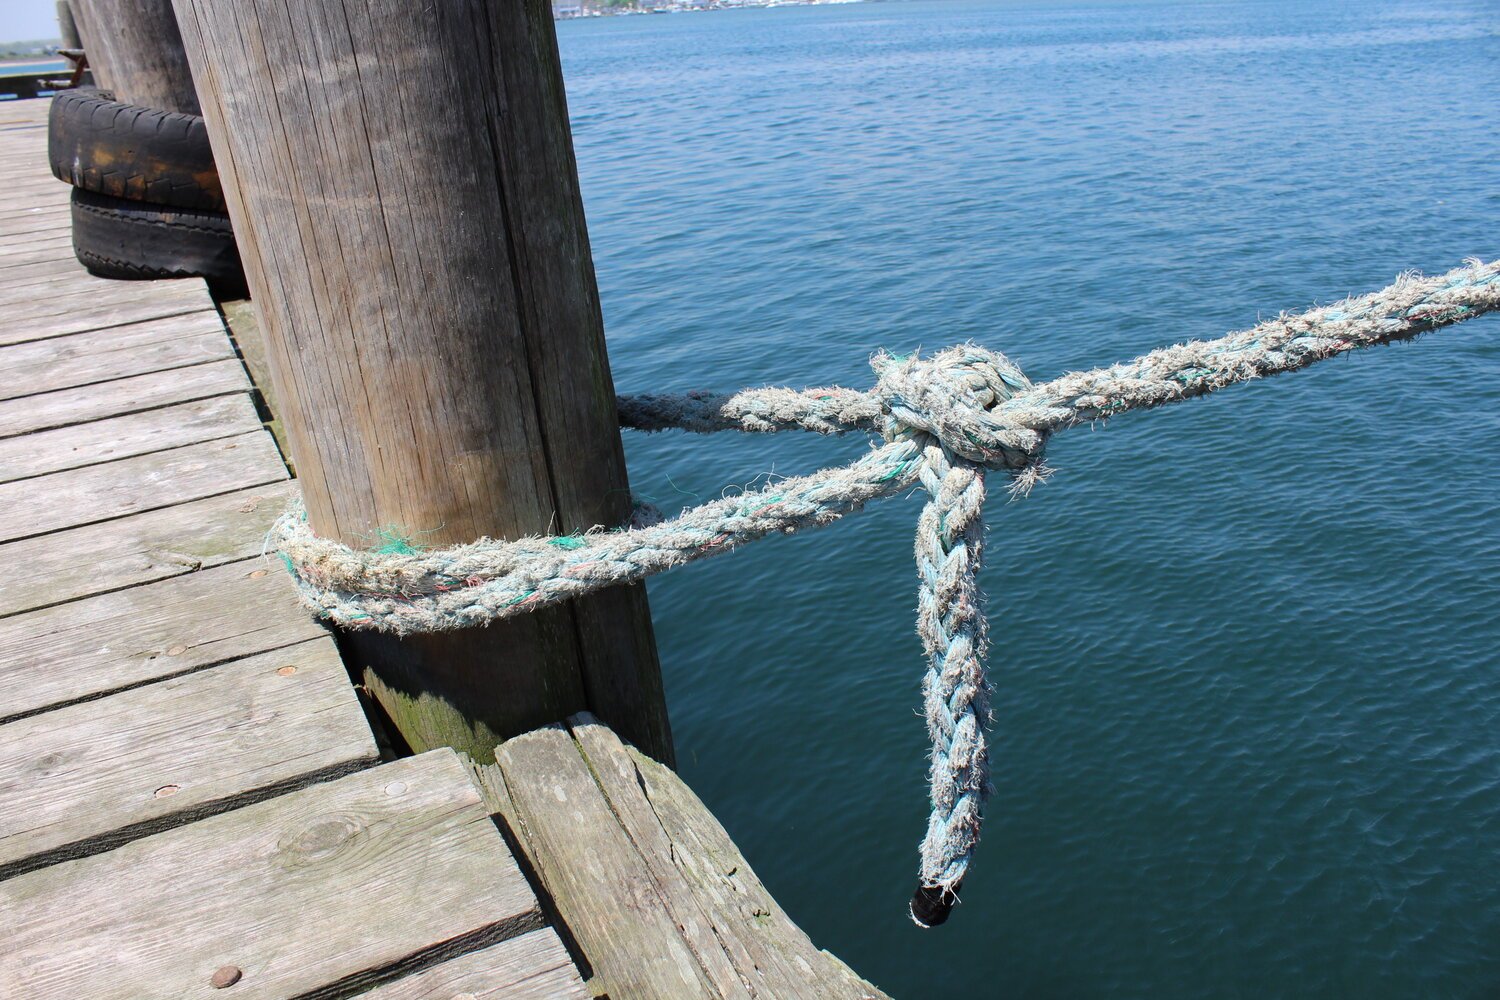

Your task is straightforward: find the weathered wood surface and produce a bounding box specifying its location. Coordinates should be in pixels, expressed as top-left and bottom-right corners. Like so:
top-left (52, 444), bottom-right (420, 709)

top-left (0, 480), bottom-right (295, 616)
top-left (0, 639), bottom-right (378, 879)
top-left (0, 557), bottom-right (322, 722)
top-left (358, 929), bottom-right (589, 1000)
top-left (0, 429), bottom-right (286, 543)
top-left (70, 0), bottom-right (201, 113)
top-left (0, 358), bottom-right (249, 438)
top-left (0, 393), bottom-right (260, 481)
top-left (176, 0), bottom-right (672, 763)
top-left (0, 279), bottom-right (213, 343)
top-left (488, 714), bottom-right (890, 1000)
top-left (0, 311), bottom-right (230, 388)
top-left (0, 101), bottom-right (587, 1000)
top-left (0, 749), bottom-right (544, 999)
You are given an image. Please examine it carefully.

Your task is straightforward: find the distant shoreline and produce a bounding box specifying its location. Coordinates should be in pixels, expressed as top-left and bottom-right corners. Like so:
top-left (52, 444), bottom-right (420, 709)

top-left (554, 0), bottom-right (867, 20)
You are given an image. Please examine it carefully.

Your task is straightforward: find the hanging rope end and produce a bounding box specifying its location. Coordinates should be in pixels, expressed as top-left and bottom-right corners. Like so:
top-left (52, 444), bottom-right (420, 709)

top-left (909, 881), bottom-right (962, 928)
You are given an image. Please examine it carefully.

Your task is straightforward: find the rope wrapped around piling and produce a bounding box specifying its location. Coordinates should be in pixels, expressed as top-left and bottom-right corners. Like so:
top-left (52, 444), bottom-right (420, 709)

top-left (271, 258), bottom-right (1500, 926)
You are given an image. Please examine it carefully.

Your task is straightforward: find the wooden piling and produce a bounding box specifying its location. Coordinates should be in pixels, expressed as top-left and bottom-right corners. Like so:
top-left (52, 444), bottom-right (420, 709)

top-left (170, 0), bottom-right (673, 764)
top-left (70, 0), bottom-right (199, 114)
top-left (56, 3), bottom-right (82, 51)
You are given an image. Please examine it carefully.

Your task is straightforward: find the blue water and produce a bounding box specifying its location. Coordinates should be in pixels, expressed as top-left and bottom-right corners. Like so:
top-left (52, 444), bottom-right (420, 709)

top-left (557, 2), bottom-right (1500, 995)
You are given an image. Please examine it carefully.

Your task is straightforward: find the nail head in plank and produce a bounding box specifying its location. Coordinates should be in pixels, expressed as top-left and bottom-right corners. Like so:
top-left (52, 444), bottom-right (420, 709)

top-left (0, 638), bottom-right (378, 879)
top-left (0, 480), bottom-right (297, 617)
top-left (0, 558), bottom-right (323, 723)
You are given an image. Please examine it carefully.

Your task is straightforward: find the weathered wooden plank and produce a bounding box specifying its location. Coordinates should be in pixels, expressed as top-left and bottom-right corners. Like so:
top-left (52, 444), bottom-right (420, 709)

top-left (359, 930), bottom-right (589, 1000)
top-left (0, 254), bottom-right (89, 285)
top-left (0, 267), bottom-right (190, 306)
top-left (0, 209), bottom-right (69, 238)
top-left (0, 557), bottom-right (322, 722)
top-left (570, 717), bottom-right (753, 998)
top-left (494, 724), bottom-right (720, 999)
top-left (580, 716), bottom-right (889, 1000)
top-left (0, 101), bottom-right (48, 126)
top-left (0, 278), bottom-right (213, 345)
top-left (490, 715), bottom-right (890, 1000)
top-left (0, 311), bottom-right (231, 395)
top-left (0, 393), bottom-right (260, 481)
top-left (0, 639), bottom-right (378, 880)
top-left (0, 429), bottom-right (286, 543)
top-left (0, 480), bottom-right (296, 617)
top-left (0, 358), bottom-right (249, 438)
top-left (0, 236), bottom-right (73, 267)
top-left (0, 748), bottom-right (542, 999)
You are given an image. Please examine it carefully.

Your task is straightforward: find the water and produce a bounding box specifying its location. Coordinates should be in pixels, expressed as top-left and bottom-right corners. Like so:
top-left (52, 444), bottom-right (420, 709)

top-left (555, 2), bottom-right (1500, 995)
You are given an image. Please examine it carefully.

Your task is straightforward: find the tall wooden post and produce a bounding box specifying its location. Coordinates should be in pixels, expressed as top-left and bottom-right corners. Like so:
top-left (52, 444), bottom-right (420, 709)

top-left (70, 0), bottom-right (199, 113)
top-left (170, 0), bottom-right (674, 764)
top-left (56, 3), bottom-right (82, 50)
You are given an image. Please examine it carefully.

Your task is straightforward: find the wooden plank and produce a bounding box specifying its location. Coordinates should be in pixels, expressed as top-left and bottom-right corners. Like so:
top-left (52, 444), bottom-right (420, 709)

top-left (0, 480), bottom-right (296, 617)
top-left (0, 429), bottom-right (286, 543)
top-left (0, 394), bottom-right (260, 481)
top-left (0, 558), bottom-right (323, 723)
top-left (359, 930), bottom-right (589, 1000)
top-left (494, 724), bottom-right (721, 999)
top-left (0, 358), bottom-right (250, 438)
top-left (0, 639), bottom-right (378, 880)
top-left (0, 236), bottom-right (73, 267)
top-left (0, 267), bottom-right (188, 305)
top-left (490, 715), bottom-right (890, 1000)
top-left (578, 716), bottom-right (889, 1000)
top-left (0, 255), bottom-right (89, 285)
top-left (570, 718), bottom-right (752, 998)
top-left (0, 278), bottom-right (213, 345)
top-left (0, 311), bottom-right (231, 396)
top-left (0, 749), bottom-right (543, 999)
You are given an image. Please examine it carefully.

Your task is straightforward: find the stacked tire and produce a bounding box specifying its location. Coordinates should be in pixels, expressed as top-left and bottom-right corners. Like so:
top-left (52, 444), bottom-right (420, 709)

top-left (48, 88), bottom-right (243, 291)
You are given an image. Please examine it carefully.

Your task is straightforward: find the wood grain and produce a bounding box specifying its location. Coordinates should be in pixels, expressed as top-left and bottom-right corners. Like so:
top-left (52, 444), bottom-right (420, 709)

top-left (494, 723), bottom-right (717, 998)
top-left (0, 393), bottom-right (260, 481)
top-left (0, 480), bottom-right (296, 616)
top-left (0, 310), bottom-right (232, 395)
top-left (0, 638), bottom-right (378, 879)
top-left (0, 749), bottom-right (543, 999)
top-left (69, 0), bottom-right (201, 113)
top-left (358, 929), bottom-right (589, 1000)
top-left (0, 358), bottom-right (250, 438)
top-left (0, 277), bottom-right (212, 343)
top-left (0, 557), bottom-right (323, 722)
top-left (489, 715), bottom-right (891, 1000)
top-left (0, 429), bottom-right (286, 543)
top-left (174, 0), bottom-right (671, 762)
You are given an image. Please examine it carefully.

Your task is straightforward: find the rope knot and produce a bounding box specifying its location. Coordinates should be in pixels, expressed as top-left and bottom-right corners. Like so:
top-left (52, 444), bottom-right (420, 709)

top-left (872, 345), bottom-right (1045, 471)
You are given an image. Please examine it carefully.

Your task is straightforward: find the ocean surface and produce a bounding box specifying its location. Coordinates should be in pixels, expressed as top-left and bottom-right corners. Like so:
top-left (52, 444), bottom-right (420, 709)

top-left (555, 2), bottom-right (1500, 995)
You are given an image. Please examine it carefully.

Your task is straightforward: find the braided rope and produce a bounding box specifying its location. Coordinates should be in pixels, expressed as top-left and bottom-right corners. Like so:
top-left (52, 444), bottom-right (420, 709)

top-left (272, 259), bottom-right (1499, 926)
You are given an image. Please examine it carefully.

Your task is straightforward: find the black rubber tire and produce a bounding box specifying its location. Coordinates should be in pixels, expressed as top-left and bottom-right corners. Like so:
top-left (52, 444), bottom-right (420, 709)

top-left (49, 88), bottom-right (225, 212)
top-left (71, 187), bottom-right (242, 286)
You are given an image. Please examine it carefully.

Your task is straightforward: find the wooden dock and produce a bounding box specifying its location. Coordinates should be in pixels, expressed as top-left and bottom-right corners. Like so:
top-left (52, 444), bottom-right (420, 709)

top-left (0, 96), bottom-right (587, 1000)
top-left (0, 94), bottom-right (888, 999)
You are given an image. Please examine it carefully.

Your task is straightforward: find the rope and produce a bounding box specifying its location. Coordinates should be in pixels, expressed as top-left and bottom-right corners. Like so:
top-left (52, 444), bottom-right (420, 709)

top-left (271, 258), bottom-right (1499, 926)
